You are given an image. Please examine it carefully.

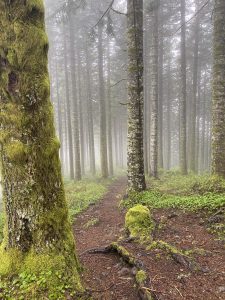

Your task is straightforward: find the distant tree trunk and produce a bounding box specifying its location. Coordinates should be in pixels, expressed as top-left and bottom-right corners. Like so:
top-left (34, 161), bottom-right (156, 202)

top-left (106, 37), bottom-right (114, 176)
top-left (166, 47), bottom-right (172, 170)
top-left (77, 44), bottom-right (85, 176)
top-left (68, 13), bottom-right (82, 181)
top-left (179, 0), bottom-right (188, 175)
top-left (127, 0), bottom-right (146, 192)
top-left (85, 43), bottom-right (96, 176)
top-left (190, 0), bottom-right (200, 173)
top-left (158, 2), bottom-right (164, 170)
top-left (150, 0), bottom-right (160, 178)
top-left (63, 24), bottom-right (75, 179)
top-left (98, 23), bottom-right (108, 178)
top-left (211, 0), bottom-right (225, 176)
top-left (0, 1), bottom-right (82, 291)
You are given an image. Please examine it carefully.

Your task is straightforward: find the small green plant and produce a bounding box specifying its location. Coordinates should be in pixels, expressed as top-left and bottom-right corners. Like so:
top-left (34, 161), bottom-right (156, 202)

top-left (121, 174), bottom-right (225, 213)
top-left (64, 178), bottom-right (109, 221)
top-left (83, 217), bottom-right (100, 229)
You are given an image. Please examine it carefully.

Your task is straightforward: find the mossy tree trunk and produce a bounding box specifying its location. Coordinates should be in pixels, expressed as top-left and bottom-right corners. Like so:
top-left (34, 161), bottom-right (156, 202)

top-left (127, 0), bottom-right (146, 192)
top-left (211, 0), bottom-right (225, 177)
top-left (0, 0), bottom-right (82, 292)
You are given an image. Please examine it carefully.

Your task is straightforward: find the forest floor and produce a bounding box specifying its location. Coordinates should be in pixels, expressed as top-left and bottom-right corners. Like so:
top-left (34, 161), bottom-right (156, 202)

top-left (74, 178), bottom-right (225, 300)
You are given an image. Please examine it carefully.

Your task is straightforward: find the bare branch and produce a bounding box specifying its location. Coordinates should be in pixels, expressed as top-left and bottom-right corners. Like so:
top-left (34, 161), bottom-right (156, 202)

top-left (111, 6), bottom-right (127, 16)
top-left (91, 0), bottom-right (115, 29)
top-left (172, 0), bottom-right (211, 36)
top-left (110, 78), bottom-right (127, 88)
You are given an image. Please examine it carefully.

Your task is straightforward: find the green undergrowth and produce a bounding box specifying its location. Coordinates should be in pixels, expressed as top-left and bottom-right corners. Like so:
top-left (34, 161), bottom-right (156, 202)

top-left (64, 177), bottom-right (114, 221)
top-left (0, 248), bottom-right (84, 300)
top-left (121, 173), bottom-right (225, 212)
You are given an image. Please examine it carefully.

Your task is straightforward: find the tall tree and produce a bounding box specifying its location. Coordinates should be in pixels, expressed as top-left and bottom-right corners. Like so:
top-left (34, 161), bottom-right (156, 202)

top-left (127, 0), bottom-right (146, 192)
top-left (0, 0), bottom-right (82, 295)
top-left (150, 0), bottom-right (160, 178)
top-left (179, 0), bottom-right (188, 174)
top-left (211, 0), bottom-right (225, 177)
top-left (98, 22), bottom-right (108, 178)
top-left (189, 0), bottom-right (200, 173)
top-left (68, 13), bottom-right (82, 181)
top-left (63, 23), bottom-right (75, 179)
top-left (85, 42), bottom-right (96, 176)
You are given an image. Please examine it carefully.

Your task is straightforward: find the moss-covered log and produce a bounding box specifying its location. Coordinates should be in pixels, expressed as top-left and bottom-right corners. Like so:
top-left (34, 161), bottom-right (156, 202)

top-left (0, 0), bottom-right (83, 296)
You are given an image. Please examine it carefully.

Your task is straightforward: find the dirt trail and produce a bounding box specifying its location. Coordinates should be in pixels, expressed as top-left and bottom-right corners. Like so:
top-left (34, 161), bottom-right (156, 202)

top-left (74, 178), bottom-right (225, 300)
top-left (74, 178), bottom-right (138, 300)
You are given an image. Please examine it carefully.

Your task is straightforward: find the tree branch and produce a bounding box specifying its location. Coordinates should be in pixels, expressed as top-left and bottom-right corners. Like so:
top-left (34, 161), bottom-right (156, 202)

top-left (172, 0), bottom-right (210, 36)
top-left (111, 6), bottom-right (127, 16)
top-left (110, 78), bottom-right (127, 88)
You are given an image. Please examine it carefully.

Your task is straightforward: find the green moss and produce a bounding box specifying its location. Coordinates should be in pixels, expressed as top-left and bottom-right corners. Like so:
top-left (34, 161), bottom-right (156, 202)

top-left (125, 205), bottom-right (155, 243)
top-left (135, 270), bottom-right (147, 284)
top-left (84, 217), bottom-right (99, 229)
top-left (0, 247), bottom-right (83, 299)
top-left (4, 140), bottom-right (28, 162)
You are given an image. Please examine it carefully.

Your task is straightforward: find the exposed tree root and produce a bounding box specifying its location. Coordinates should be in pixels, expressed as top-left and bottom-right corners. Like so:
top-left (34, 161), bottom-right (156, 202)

top-left (147, 241), bottom-right (204, 272)
top-left (84, 242), bottom-right (158, 300)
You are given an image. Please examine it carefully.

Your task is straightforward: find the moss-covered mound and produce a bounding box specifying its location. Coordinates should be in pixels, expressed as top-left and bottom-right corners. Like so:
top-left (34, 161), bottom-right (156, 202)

top-left (125, 205), bottom-right (155, 243)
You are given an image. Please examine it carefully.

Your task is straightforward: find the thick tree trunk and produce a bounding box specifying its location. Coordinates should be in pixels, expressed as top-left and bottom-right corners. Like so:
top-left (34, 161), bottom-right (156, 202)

top-left (98, 23), bottom-right (108, 179)
top-left (150, 0), bottom-right (160, 178)
top-left (0, 0), bottom-right (82, 292)
top-left (211, 0), bottom-right (225, 177)
top-left (179, 0), bottom-right (188, 175)
top-left (127, 0), bottom-right (146, 192)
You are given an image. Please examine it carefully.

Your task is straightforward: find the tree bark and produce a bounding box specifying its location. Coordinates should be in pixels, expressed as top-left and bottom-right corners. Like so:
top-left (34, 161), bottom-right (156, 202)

top-left (0, 1), bottom-right (82, 291)
top-left (127, 0), bottom-right (146, 192)
top-left (150, 0), bottom-right (160, 178)
top-left (211, 0), bottom-right (225, 177)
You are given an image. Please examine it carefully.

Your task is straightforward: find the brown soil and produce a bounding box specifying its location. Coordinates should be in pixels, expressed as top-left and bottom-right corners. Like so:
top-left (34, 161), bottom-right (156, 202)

top-left (73, 178), bottom-right (225, 300)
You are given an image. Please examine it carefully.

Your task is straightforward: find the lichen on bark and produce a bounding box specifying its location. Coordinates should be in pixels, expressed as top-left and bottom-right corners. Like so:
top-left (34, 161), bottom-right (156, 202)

top-left (0, 0), bottom-right (83, 296)
top-left (127, 0), bottom-right (146, 193)
top-left (211, 0), bottom-right (225, 177)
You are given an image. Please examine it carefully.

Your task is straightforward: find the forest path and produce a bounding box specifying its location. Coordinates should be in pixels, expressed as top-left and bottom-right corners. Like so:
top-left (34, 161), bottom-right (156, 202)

top-left (73, 178), bottom-right (225, 300)
top-left (73, 178), bottom-right (139, 300)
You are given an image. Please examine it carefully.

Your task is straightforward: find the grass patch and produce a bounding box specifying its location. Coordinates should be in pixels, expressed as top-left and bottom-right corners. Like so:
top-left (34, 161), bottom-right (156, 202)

top-left (122, 173), bottom-right (225, 212)
top-left (65, 178), bottom-right (112, 221)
